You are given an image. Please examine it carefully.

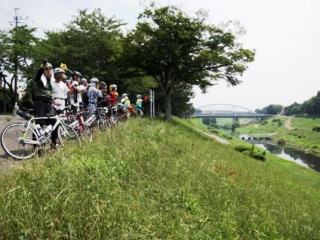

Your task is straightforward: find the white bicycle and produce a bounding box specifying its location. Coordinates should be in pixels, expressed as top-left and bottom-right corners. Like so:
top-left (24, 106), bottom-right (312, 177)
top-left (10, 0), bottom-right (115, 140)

top-left (0, 107), bottom-right (81, 160)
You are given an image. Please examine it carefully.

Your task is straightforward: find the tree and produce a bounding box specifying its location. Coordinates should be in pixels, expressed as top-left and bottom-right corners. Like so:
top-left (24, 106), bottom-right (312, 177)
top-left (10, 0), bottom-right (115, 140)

top-left (124, 4), bottom-right (255, 120)
top-left (264, 104), bottom-right (283, 115)
top-left (36, 9), bottom-right (125, 84)
top-left (284, 102), bottom-right (302, 116)
top-left (301, 91), bottom-right (320, 115)
top-left (156, 82), bottom-right (194, 117)
top-left (0, 26), bottom-right (39, 111)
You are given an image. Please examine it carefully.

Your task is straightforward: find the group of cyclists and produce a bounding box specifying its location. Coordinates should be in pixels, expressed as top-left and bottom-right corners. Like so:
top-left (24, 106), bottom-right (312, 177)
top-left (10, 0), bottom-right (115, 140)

top-left (28, 58), bottom-right (147, 114)
top-left (51, 66), bottom-right (145, 115)
top-left (24, 59), bottom-right (148, 147)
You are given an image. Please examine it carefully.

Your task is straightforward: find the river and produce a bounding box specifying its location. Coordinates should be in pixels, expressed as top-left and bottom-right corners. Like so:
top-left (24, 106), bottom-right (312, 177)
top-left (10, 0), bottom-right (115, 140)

top-left (238, 134), bottom-right (320, 172)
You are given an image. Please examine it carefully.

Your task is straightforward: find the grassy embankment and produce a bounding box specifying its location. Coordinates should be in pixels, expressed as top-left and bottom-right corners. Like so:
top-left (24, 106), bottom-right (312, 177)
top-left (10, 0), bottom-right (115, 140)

top-left (0, 117), bottom-right (319, 239)
top-left (236, 116), bottom-right (320, 155)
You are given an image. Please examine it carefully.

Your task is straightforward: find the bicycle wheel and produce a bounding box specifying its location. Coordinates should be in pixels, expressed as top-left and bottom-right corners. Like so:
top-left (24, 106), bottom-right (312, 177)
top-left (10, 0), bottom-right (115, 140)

top-left (57, 125), bottom-right (81, 146)
top-left (97, 118), bottom-right (108, 131)
top-left (107, 115), bottom-right (118, 128)
top-left (1, 123), bottom-right (39, 160)
top-left (80, 126), bottom-right (93, 143)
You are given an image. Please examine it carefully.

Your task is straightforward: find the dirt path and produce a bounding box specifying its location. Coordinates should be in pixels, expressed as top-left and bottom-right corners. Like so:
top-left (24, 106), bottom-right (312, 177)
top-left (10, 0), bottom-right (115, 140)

top-left (196, 129), bottom-right (230, 145)
top-left (285, 117), bottom-right (294, 130)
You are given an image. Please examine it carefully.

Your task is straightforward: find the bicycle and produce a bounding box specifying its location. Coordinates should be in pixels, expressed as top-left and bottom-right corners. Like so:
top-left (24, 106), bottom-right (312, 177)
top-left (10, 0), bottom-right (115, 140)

top-left (0, 106), bottom-right (81, 160)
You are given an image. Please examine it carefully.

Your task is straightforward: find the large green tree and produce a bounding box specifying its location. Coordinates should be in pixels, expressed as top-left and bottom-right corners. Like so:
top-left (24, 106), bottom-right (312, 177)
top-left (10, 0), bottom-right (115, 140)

top-left (0, 26), bottom-right (38, 110)
top-left (124, 4), bottom-right (255, 120)
top-left (36, 9), bottom-right (125, 84)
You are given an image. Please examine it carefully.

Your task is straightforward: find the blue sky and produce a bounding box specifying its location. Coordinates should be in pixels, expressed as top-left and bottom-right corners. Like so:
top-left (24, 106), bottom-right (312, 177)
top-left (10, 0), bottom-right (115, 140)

top-left (1, 0), bottom-right (320, 111)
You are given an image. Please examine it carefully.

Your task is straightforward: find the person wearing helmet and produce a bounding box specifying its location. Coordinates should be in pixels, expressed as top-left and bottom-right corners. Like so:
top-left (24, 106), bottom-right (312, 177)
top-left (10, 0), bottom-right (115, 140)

top-left (97, 81), bottom-right (109, 107)
top-left (66, 71), bottom-right (82, 89)
top-left (80, 78), bottom-right (90, 109)
top-left (136, 94), bottom-right (144, 116)
top-left (109, 84), bottom-right (118, 106)
top-left (121, 93), bottom-right (131, 111)
top-left (52, 68), bottom-right (70, 110)
top-left (31, 58), bottom-right (58, 146)
top-left (69, 78), bottom-right (88, 113)
top-left (87, 78), bottom-right (103, 113)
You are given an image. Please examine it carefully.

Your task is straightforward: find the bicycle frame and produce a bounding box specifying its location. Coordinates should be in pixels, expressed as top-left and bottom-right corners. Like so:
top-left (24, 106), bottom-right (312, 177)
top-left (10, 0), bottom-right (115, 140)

top-left (19, 114), bottom-right (68, 146)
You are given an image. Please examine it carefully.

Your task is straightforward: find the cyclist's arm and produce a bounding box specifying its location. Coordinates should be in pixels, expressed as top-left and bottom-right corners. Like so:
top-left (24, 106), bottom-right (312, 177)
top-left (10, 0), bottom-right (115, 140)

top-left (34, 67), bottom-right (44, 82)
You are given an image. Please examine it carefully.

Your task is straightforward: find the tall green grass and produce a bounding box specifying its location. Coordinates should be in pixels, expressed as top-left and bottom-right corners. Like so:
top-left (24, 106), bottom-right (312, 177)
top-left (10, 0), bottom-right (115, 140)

top-left (0, 118), bottom-right (319, 239)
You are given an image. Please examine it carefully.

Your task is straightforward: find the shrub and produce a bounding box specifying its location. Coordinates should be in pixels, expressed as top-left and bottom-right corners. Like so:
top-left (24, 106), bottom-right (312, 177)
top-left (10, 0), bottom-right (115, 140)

top-left (312, 126), bottom-right (320, 132)
top-left (277, 139), bottom-right (286, 146)
top-left (234, 144), bottom-right (267, 161)
top-left (251, 153), bottom-right (266, 161)
top-left (234, 145), bottom-right (251, 153)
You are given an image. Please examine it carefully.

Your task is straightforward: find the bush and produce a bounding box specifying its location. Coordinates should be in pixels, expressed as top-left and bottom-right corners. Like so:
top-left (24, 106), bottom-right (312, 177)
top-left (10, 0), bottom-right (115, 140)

top-left (234, 144), bottom-right (267, 161)
top-left (260, 120), bottom-right (268, 125)
top-left (312, 126), bottom-right (320, 132)
top-left (234, 145), bottom-right (251, 153)
top-left (251, 153), bottom-right (266, 161)
top-left (277, 138), bottom-right (286, 146)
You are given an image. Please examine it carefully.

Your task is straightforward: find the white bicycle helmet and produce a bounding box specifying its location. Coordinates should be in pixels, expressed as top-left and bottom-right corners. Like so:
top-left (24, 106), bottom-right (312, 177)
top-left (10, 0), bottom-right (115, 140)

top-left (53, 68), bottom-right (65, 75)
top-left (90, 78), bottom-right (99, 83)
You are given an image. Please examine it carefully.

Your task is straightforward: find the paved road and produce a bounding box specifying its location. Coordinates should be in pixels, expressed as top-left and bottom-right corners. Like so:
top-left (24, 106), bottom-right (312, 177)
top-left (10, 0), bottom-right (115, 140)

top-left (0, 115), bottom-right (26, 173)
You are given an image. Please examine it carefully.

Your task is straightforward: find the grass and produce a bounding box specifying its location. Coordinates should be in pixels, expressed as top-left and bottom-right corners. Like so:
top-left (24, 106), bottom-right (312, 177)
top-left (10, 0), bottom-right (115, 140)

top-left (0, 117), bottom-right (319, 239)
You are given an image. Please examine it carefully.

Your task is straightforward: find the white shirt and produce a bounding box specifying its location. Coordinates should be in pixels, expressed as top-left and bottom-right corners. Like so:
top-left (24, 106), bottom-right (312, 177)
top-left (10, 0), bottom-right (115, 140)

top-left (52, 80), bottom-right (69, 99)
top-left (51, 80), bottom-right (70, 110)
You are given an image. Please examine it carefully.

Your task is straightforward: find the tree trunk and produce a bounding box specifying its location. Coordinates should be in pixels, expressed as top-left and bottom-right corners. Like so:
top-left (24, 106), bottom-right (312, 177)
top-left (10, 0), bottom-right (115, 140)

top-left (164, 89), bottom-right (172, 121)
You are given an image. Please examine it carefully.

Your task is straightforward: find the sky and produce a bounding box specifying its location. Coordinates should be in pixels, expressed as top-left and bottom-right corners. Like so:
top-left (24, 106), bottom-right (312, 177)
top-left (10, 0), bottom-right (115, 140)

top-left (1, 0), bottom-right (320, 111)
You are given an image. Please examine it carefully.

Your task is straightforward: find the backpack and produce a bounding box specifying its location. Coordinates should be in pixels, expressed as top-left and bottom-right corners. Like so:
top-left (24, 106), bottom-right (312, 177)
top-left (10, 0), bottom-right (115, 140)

top-left (82, 86), bottom-right (90, 106)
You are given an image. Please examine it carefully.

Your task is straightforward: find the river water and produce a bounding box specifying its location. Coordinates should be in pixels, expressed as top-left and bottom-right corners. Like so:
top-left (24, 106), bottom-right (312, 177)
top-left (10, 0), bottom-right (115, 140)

top-left (238, 135), bottom-right (320, 172)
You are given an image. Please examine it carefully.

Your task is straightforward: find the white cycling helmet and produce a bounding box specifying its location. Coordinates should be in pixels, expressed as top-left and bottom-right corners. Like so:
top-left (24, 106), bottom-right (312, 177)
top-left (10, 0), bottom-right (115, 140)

top-left (53, 68), bottom-right (65, 75)
top-left (90, 78), bottom-right (99, 83)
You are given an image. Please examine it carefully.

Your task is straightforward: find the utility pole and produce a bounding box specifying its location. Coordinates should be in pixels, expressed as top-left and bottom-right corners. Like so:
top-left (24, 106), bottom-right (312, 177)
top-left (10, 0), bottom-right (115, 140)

top-left (10, 8), bottom-right (28, 116)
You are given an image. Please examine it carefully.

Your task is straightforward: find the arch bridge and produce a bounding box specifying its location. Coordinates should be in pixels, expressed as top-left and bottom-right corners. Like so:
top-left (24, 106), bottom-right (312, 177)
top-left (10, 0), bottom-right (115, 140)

top-left (193, 104), bottom-right (271, 118)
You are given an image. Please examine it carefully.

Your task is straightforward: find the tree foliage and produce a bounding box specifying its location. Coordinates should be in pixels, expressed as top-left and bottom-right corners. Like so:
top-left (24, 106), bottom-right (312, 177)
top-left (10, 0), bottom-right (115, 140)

top-left (256, 104), bottom-right (283, 115)
top-left (0, 26), bottom-right (38, 108)
top-left (283, 91), bottom-right (320, 116)
top-left (123, 4), bottom-right (255, 120)
top-left (36, 9), bottom-right (125, 83)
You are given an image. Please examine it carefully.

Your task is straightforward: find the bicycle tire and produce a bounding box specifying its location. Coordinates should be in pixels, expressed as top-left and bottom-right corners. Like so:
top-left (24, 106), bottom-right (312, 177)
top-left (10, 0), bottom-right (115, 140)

top-left (57, 125), bottom-right (81, 146)
top-left (80, 126), bottom-right (93, 143)
top-left (0, 123), bottom-right (39, 160)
